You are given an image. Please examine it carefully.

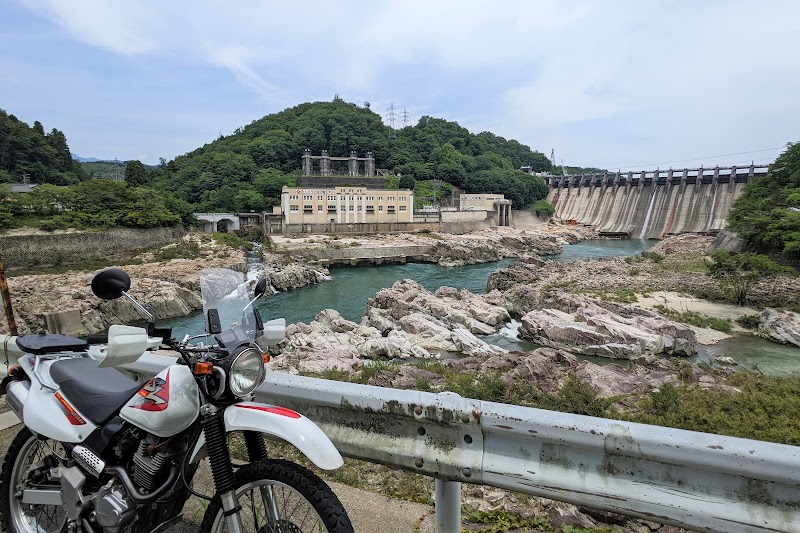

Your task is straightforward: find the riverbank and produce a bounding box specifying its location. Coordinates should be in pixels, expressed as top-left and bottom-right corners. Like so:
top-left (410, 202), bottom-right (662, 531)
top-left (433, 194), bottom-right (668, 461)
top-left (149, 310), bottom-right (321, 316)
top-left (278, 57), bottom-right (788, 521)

top-left (0, 223), bottom-right (591, 336)
top-left (271, 223), bottom-right (593, 267)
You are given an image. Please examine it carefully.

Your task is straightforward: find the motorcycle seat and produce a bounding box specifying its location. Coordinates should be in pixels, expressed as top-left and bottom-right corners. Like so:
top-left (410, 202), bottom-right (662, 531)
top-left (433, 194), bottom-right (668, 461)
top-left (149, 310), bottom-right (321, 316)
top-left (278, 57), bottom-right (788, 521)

top-left (50, 357), bottom-right (143, 426)
top-left (16, 333), bottom-right (88, 355)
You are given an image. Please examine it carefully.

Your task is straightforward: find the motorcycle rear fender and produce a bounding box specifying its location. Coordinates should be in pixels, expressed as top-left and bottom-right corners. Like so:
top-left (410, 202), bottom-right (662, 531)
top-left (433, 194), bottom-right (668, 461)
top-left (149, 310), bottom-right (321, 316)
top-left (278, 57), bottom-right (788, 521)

top-left (190, 402), bottom-right (343, 470)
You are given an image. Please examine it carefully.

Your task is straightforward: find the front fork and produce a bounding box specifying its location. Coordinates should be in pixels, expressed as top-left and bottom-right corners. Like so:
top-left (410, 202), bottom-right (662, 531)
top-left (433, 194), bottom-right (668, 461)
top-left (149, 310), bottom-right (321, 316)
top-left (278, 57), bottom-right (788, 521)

top-left (202, 407), bottom-right (276, 533)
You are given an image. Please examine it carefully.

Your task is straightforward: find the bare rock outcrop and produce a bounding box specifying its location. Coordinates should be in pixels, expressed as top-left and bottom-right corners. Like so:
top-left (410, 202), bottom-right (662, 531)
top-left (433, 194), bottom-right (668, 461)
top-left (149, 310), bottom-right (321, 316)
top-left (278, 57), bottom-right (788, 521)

top-left (2, 270), bottom-right (203, 336)
top-left (261, 263), bottom-right (330, 292)
top-left (363, 279), bottom-right (509, 357)
top-left (518, 306), bottom-right (696, 359)
top-left (442, 348), bottom-right (712, 399)
top-left (758, 308), bottom-right (800, 347)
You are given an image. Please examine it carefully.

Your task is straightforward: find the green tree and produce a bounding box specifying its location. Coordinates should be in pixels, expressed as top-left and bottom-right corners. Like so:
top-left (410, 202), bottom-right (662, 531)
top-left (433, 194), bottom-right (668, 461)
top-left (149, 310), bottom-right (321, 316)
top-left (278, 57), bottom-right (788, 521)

top-left (728, 143), bottom-right (800, 256)
top-left (120, 187), bottom-right (181, 228)
top-left (398, 175), bottom-right (415, 190)
top-left (124, 160), bottom-right (150, 186)
top-left (23, 184), bottom-right (73, 216)
top-left (707, 250), bottom-right (795, 305)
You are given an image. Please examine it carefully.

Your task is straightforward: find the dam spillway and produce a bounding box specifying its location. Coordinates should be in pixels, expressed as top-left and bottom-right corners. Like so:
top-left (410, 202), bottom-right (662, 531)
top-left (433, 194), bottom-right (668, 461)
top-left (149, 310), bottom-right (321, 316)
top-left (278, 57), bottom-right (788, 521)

top-left (545, 165), bottom-right (768, 239)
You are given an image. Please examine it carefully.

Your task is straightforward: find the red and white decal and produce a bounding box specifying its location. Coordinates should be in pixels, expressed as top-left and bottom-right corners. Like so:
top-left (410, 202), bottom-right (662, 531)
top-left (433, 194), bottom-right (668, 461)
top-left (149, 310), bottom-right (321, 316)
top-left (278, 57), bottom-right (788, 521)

top-left (54, 392), bottom-right (86, 425)
top-left (235, 403), bottom-right (301, 419)
top-left (130, 371), bottom-right (171, 411)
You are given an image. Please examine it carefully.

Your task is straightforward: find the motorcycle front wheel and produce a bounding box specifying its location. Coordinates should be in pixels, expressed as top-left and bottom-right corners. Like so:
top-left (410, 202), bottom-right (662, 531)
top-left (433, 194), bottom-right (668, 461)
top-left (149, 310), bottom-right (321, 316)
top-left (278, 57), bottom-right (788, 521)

top-left (200, 458), bottom-right (353, 533)
top-left (0, 427), bottom-right (68, 533)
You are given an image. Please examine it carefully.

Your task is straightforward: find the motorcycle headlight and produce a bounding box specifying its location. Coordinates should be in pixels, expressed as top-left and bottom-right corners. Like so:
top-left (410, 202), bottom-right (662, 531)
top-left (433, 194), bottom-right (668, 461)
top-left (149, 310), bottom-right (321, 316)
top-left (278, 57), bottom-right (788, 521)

top-left (228, 347), bottom-right (265, 397)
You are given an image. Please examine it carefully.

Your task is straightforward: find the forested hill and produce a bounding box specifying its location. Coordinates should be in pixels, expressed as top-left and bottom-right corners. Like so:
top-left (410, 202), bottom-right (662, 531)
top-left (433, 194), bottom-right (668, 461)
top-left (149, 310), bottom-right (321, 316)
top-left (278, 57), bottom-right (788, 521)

top-left (0, 109), bottom-right (87, 185)
top-left (151, 99), bottom-right (553, 211)
top-left (728, 142), bottom-right (800, 257)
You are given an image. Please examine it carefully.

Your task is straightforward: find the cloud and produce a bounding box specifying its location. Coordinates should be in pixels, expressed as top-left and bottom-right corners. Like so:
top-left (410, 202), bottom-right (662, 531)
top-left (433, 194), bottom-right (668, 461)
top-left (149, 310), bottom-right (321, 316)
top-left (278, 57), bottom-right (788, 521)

top-left (9, 0), bottom-right (800, 167)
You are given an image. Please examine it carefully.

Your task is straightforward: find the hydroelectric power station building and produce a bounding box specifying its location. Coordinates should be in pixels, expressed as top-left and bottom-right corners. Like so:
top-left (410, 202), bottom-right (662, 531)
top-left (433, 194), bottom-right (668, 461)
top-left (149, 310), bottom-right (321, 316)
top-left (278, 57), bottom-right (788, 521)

top-left (280, 186), bottom-right (415, 225)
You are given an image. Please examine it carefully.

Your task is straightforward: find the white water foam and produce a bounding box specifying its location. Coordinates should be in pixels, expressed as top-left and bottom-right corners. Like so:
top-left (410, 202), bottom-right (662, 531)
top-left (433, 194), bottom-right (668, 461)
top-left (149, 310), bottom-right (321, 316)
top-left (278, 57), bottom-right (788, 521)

top-left (638, 187), bottom-right (659, 239)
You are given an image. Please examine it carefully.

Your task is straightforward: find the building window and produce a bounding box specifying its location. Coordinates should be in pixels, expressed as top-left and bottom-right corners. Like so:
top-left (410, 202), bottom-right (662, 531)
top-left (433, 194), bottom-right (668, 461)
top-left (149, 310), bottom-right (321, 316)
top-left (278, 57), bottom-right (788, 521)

top-left (317, 205), bottom-right (323, 212)
top-left (304, 195), bottom-right (313, 201)
top-left (290, 205), bottom-right (299, 212)
top-left (388, 196), bottom-right (395, 201)
top-left (366, 205), bottom-right (374, 212)
top-left (378, 196), bottom-right (383, 201)
top-left (399, 206), bottom-right (406, 211)
top-left (349, 205), bottom-right (354, 211)
top-left (378, 206), bottom-right (383, 211)
top-left (304, 205), bottom-right (313, 212)
top-left (317, 195), bottom-right (323, 201)
top-left (367, 196), bottom-right (374, 201)
top-left (399, 197), bottom-right (406, 202)
top-left (328, 195), bottom-right (335, 201)
top-left (388, 206), bottom-right (395, 212)
top-left (289, 195), bottom-right (299, 200)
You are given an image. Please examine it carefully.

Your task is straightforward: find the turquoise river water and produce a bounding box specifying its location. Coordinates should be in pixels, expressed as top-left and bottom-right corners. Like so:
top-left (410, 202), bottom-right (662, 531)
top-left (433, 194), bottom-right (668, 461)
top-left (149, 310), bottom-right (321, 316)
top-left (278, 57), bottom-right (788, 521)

top-left (163, 239), bottom-right (800, 375)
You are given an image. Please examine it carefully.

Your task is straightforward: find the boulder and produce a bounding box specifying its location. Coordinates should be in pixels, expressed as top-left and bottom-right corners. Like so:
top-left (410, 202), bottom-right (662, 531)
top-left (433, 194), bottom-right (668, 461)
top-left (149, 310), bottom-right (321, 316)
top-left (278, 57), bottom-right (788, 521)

top-left (758, 308), bottom-right (800, 347)
top-left (264, 263), bottom-right (329, 292)
top-left (519, 306), bottom-right (697, 360)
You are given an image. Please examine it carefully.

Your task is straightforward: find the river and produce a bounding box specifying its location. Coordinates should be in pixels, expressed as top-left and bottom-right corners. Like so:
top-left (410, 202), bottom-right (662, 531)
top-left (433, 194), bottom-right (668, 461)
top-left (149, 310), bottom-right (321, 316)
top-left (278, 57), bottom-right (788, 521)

top-left (162, 239), bottom-right (800, 375)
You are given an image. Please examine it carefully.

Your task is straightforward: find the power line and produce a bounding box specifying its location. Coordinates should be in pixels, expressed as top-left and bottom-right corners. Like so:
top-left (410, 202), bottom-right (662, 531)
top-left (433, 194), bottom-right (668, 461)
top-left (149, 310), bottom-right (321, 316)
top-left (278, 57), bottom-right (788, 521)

top-left (610, 146), bottom-right (785, 171)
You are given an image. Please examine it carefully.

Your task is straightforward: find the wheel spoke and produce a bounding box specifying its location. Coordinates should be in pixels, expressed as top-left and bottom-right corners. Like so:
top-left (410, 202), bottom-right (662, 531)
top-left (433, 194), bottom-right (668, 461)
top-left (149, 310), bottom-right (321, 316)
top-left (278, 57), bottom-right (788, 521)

top-left (6, 432), bottom-right (67, 533)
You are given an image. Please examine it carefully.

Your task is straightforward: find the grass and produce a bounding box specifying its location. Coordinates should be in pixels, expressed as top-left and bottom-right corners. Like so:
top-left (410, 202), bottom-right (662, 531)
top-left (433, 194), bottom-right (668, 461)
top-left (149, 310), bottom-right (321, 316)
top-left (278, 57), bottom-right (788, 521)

top-left (583, 288), bottom-right (639, 304)
top-left (736, 313), bottom-right (761, 330)
top-left (153, 241), bottom-right (202, 261)
top-left (620, 373), bottom-right (800, 445)
top-left (654, 253), bottom-right (708, 274)
top-left (211, 232), bottom-right (254, 250)
top-left (652, 304), bottom-right (732, 332)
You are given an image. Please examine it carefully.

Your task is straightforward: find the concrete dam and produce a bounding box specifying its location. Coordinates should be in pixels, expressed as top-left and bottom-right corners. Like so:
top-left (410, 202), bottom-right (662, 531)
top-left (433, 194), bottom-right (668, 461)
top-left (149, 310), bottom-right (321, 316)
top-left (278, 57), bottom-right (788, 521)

top-left (545, 165), bottom-right (768, 239)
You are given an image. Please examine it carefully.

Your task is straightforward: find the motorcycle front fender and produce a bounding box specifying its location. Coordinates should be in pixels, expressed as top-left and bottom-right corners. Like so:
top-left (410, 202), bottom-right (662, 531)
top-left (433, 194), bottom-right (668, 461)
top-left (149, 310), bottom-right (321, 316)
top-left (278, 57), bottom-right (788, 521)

top-left (190, 402), bottom-right (344, 470)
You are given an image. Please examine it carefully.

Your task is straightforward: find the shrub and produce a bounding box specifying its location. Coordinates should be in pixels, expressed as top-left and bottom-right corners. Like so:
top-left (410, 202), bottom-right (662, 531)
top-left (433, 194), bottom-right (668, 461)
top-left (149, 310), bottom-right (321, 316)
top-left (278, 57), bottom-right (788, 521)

top-left (211, 232), bottom-right (253, 250)
top-left (641, 250), bottom-right (665, 263)
top-left (735, 314), bottom-right (761, 330)
top-left (531, 199), bottom-right (555, 218)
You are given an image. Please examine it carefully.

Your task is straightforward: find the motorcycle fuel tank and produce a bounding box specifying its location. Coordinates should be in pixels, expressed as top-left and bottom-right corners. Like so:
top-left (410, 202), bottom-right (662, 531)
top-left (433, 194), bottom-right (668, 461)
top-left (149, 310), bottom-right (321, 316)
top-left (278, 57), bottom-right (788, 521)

top-left (120, 365), bottom-right (200, 437)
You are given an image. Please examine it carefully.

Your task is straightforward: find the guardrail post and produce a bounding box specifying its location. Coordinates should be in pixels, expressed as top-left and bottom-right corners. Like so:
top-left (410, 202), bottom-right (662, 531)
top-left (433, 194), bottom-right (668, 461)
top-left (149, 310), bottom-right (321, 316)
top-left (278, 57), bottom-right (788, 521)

top-left (434, 479), bottom-right (461, 533)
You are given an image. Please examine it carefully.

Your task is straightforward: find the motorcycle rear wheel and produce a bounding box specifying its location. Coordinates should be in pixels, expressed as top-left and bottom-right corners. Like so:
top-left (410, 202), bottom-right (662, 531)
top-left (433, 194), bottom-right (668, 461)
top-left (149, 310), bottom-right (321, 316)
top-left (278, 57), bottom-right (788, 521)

top-left (0, 427), bottom-right (68, 533)
top-left (200, 458), bottom-right (353, 533)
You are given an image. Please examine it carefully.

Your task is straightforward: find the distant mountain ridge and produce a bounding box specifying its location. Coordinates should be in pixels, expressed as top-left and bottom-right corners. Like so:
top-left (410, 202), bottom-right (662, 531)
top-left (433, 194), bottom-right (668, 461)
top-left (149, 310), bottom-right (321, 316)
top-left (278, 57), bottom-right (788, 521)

top-left (71, 153), bottom-right (109, 163)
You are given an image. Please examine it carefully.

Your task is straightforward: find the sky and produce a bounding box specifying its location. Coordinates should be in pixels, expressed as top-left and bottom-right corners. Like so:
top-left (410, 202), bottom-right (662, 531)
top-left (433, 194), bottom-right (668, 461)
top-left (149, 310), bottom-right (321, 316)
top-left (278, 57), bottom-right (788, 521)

top-left (1, 0), bottom-right (798, 170)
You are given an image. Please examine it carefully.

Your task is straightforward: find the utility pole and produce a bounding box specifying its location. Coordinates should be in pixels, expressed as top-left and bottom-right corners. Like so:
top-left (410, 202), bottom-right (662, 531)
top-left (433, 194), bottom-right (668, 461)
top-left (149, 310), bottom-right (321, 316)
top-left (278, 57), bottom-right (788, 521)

top-left (401, 107), bottom-right (411, 128)
top-left (0, 255), bottom-right (18, 335)
top-left (386, 102), bottom-right (397, 129)
top-left (550, 148), bottom-right (556, 167)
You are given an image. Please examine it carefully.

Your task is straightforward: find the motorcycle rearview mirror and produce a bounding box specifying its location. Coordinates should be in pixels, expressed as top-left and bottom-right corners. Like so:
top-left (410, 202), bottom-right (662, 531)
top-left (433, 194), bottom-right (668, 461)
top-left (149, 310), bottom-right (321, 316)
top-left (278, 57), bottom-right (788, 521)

top-left (91, 268), bottom-right (154, 322)
top-left (254, 278), bottom-right (268, 299)
top-left (242, 278), bottom-right (268, 316)
top-left (91, 269), bottom-right (131, 300)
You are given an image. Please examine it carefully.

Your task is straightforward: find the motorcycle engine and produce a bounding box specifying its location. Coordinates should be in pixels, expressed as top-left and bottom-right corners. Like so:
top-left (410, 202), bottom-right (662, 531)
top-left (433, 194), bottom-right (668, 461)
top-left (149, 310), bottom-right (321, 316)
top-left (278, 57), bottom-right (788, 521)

top-left (93, 481), bottom-right (135, 533)
top-left (132, 433), bottom-right (187, 492)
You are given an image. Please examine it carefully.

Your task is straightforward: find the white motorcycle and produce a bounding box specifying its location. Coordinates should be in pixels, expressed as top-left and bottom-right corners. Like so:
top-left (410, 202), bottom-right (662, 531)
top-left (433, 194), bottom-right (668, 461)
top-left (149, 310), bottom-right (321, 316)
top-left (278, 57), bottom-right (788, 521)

top-left (0, 267), bottom-right (353, 533)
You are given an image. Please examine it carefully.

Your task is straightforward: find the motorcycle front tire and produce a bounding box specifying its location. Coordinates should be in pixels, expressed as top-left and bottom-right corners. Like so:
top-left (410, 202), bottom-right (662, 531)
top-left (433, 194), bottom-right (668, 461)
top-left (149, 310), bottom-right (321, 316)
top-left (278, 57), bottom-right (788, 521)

top-left (200, 458), bottom-right (353, 533)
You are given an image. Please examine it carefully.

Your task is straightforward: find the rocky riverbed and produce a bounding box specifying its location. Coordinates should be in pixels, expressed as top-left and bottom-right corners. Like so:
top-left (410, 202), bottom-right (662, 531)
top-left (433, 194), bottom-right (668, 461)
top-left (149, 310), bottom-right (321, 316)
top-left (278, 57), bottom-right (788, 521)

top-left (272, 223), bottom-right (593, 267)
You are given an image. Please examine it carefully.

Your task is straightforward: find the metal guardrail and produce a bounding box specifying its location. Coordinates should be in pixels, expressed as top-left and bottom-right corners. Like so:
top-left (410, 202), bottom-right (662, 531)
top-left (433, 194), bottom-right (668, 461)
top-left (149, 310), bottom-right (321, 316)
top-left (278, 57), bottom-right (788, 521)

top-left (123, 354), bottom-right (800, 533)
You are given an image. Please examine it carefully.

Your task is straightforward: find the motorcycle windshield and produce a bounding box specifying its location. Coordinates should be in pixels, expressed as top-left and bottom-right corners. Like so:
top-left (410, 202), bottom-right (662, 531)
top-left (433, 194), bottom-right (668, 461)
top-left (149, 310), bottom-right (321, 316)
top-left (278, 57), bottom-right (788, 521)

top-left (199, 268), bottom-right (259, 346)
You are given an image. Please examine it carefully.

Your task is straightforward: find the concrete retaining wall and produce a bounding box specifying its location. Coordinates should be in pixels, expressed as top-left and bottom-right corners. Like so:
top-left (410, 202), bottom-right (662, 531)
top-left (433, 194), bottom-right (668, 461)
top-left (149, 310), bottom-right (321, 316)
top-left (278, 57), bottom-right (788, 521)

top-left (306, 245), bottom-right (436, 267)
top-left (283, 219), bottom-right (490, 236)
top-left (0, 227), bottom-right (183, 270)
top-left (547, 180), bottom-right (747, 238)
top-left (440, 210), bottom-right (489, 222)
